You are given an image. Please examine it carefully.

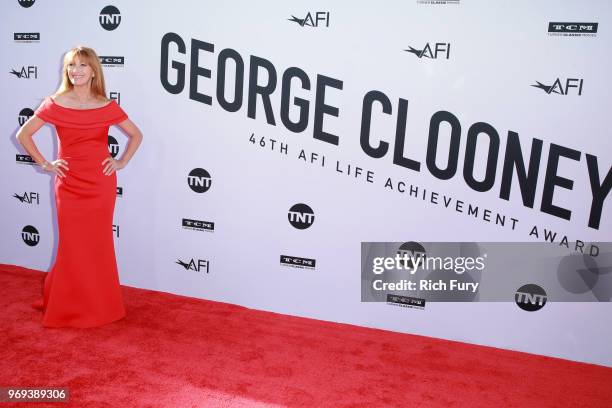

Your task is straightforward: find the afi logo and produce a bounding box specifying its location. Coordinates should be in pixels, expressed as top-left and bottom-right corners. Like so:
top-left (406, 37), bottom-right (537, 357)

top-left (99, 6), bottom-right (121, 31)
top-left (288, 203), bottom-right (315, 229)
top-left (18, 108), bottom-right (34, 125)
top-left (405, 43), bottom-right (450, 59)
top-left (112, 224), bottom-right (120, 238)
top-left (14, 192), bottom-right (39, 205)
top-left (188, 168), bottom-right (212, 193)
top-left (110, 91), bottom-right (121, 105)
top-left (108, 135), bottom-right (119, 157)
top-left (176, 258), bottom-right (210, 273)
top-left (10, 66), bottom-right (37, 78)
top-left (116, 186), bottom-right (123, 196)
top-left (532, 78), bottom-right (583, 95)
top-left (288, 12), bottom-right (330, 27)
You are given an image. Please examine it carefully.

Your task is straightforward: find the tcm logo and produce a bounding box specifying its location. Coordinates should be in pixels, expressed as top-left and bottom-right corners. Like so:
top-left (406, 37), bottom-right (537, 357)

top-left (16, 154), bottom-right (35, 165)
top-left (99, 5), bottom-right (121, 31)
top-left (397, 241), bottom-right (426, 269)
top-left (108, 135), bottom-right (119, 157)
top-left (182, 218), bottom-right (215, 232)
top-left (13, 192), bottom-right (39, 205)
top-left (10, 66), bottom-right (37, 79)
top-left (418, 0), bottom-right (460, 4)
top-left (548, 22), bottom-right (598, 36)
top-left (99, 56), bottom-right (124, 67)
top-left (110, 91), bottom-right (121, 105)
top-left (18, 108), bottom-right (34, 126)
top-left (280, 255), bottom-right (316, 269)
top-left (176, 258), bottom-right (210, 273)
top-left (22, 225), bottom-right (39, 246)
top-left (515, 284), bottom-right (547, 312)
top-left (405, 43), bottom-right (450, 59)
top-left (532, 78), bottom-right (583, 95)
top-left (387, 294), bottom-right (426, 310)
top-left (18, 0), bottom-right (35, 8)
top-left (288, 203), bottom-right (315, 229)
top-left (288, 12), bottom-right (330, 27)
top-left (112, 224), bottom-right (120, 238)
top-left (14, 33), bottom-right (40, 42)
top-left (188, 168), bottom-right (212, 193)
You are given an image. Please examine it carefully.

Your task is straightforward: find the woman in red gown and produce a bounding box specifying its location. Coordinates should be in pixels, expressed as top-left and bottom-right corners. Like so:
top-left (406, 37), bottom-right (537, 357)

top-left (16, 46), bottom-right (143, 328)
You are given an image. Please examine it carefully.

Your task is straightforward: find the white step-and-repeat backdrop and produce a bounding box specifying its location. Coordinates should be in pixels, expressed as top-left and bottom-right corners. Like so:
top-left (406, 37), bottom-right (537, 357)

top-left (2, 1), bottom-right (611, 365)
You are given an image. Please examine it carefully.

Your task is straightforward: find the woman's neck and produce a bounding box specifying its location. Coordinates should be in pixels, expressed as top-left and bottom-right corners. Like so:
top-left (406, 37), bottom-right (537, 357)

top-left (71, 85), bottom-right (93, 100)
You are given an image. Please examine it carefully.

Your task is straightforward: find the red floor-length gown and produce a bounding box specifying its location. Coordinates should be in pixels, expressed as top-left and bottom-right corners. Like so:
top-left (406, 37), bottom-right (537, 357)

top-left (33, 96), bottom-right (128, 328)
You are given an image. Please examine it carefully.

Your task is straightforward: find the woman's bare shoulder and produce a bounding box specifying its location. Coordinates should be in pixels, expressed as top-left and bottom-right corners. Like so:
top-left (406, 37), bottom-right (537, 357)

top-left (50, 92), bottom-right (67, 104)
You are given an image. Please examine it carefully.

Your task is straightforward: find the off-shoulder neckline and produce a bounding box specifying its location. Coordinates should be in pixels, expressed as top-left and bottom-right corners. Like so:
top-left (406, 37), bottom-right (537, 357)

top-left (48, 96), bottom-right (114, 111)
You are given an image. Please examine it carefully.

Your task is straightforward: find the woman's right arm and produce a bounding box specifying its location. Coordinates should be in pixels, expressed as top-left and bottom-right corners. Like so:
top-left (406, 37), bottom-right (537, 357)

top-left (16, 116), bottom-right (68, 177)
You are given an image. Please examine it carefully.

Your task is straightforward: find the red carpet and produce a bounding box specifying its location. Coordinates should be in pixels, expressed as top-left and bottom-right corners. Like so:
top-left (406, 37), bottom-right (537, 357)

top-left (1, 264), bottom-right (611, 407)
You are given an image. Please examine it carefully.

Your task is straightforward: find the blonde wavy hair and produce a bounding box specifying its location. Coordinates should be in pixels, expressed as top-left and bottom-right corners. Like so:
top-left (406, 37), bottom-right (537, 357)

top-left (55, 46), bottom-right (107, 99)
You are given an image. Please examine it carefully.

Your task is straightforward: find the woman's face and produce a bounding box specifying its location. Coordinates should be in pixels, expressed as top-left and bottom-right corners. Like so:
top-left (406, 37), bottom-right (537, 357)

top-left (66, 56), bottom-right (95, 87)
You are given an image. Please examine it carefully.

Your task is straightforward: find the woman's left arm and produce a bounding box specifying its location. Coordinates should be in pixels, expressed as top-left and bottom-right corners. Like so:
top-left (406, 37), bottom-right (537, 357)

top-left (102, 119), bottom-right (143, 175)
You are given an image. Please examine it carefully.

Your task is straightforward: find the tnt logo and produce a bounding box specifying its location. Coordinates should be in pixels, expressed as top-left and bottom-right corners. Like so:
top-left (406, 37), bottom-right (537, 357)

top-left (288, 12), bottom-right (330, 27)
top-left (13, 192), bottom-right (39, 205)
top-left (288, 203), bottom-right (315, 229)
top-left (515, 284), bottom-right (547, 311)
top-left (18, 0), bottom-right (35, 8)
top-left (10, 66), bottom-right (37, 78)
top-left (188, 168), bottom-right (212, 193)
top-left (176, 258), bottom-right (210, 273)
top-left (532, 78), bottom-right (584, 95)
top-left (397, 241), bottom-right (426, 270)
top-left (112, 224), bottom-right (120, 238)
top-left (110, 91), bottom-right (120, 105)
top-left (18, 108), bottom-right (34, 126)
top-left (405, 43), bottom-right (450, 59)
top-left (99, 5), bottom-right (121, 31)
top-left (108, 135), bottom-right (119, 157)
top-left (22, 225), bottom-right (39, 246)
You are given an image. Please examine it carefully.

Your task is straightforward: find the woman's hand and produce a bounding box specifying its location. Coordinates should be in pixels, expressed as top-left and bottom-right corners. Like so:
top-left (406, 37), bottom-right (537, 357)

top-left (42, 159), bottom-right (69, 178)
top-left (101, 156), bottom-right (125, 176)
